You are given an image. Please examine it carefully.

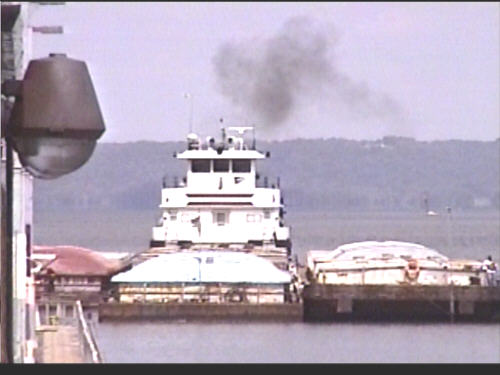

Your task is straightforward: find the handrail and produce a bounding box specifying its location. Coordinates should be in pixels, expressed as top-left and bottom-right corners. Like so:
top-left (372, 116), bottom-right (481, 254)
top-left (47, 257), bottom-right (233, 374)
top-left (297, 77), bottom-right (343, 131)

top-left (75, 300), bottom-right (102, 363)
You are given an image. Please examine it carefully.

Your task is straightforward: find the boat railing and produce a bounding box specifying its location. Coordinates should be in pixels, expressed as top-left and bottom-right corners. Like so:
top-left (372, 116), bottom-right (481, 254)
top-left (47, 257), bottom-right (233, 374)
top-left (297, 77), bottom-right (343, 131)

top-left (256, 176), bottom-right (281, 189)
top-left (162, 175), bottom-right (282, 189)
top-left (162, 175), bottom-right (186, 188)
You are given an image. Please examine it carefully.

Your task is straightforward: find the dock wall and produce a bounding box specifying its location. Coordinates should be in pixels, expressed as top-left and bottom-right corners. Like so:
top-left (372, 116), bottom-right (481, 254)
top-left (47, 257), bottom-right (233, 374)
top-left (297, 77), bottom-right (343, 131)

top-left (99, 302), bottom-right (303, 322)
top-left (302, 284), bottom-right (500, 322)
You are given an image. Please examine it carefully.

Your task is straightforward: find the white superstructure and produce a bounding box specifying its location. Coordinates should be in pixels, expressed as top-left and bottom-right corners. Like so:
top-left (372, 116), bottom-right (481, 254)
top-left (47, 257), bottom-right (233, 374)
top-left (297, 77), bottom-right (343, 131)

top-left (148, 127), bottom-right (292, 269)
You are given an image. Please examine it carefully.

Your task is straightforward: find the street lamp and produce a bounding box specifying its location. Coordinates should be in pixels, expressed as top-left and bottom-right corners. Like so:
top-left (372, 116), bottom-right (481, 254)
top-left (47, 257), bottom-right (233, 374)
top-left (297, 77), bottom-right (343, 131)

top-left (5, 53), bottom-right (105, 179)
top-left (1, 1), bottom-right (103, 363)
top-left (1, 53), bottom-right (105, 362)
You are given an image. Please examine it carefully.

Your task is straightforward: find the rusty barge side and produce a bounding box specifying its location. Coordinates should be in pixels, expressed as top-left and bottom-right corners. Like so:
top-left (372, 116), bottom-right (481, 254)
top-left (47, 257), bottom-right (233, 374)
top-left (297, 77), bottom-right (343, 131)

top-left (98, 302), bottom-right (303, 322)
top-left (302, 284), bottom-right (500, 322)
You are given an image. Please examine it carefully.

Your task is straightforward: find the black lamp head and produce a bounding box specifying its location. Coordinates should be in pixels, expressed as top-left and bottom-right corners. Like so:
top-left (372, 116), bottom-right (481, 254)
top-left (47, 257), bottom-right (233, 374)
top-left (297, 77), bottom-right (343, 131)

top-left (7, 53), bottom-right (105, 179)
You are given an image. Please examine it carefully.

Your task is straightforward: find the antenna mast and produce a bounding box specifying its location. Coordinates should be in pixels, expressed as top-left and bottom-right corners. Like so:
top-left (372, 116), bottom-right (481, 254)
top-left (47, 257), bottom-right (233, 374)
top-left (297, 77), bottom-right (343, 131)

top-left (219, 118), bottom-right (226, 142)
top-left (184, 93), bottom-right (193, 133)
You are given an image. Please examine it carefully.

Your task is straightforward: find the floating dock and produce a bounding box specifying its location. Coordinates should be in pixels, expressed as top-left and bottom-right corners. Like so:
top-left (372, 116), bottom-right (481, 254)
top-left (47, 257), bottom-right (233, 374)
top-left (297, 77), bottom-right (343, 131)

top-left (302, 284), bottom-right (500, 322)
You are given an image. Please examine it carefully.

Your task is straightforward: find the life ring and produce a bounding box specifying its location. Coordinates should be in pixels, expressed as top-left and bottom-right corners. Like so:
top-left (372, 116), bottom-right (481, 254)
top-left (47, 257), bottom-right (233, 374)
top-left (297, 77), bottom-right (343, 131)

top-left (405, 259), bottom-right (420, 282)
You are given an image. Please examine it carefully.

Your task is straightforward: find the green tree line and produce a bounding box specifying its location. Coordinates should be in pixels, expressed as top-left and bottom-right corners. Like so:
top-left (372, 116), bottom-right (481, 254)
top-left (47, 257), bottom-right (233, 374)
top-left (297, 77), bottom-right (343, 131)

top-left (34, 137), bottom-right (500, 213)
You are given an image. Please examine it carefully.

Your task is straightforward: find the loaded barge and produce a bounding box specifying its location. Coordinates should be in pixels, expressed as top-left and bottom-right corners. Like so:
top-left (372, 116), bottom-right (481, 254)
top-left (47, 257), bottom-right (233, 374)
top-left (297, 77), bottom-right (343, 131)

top-left (99, 241), bottom-right (500, 322)
top-left (302, 241), bottom-right (500, 322)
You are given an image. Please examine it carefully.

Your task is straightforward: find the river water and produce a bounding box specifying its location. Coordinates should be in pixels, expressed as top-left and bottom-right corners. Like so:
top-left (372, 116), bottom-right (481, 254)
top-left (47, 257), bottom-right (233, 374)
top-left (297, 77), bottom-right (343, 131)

top-left (34, 209), bottom-right (500, 363)
top-left (94, 321), bottom-right (500, 363)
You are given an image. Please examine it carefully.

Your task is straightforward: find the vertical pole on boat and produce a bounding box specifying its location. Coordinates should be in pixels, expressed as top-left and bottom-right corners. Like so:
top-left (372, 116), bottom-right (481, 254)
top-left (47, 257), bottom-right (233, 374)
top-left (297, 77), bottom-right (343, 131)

top-left (252, 127), bottom-right (256, 150)
top-left (449, 284), bottom-right (455, 323)
top-left (446, 207), bottom-right (452, 253)
top-left (195, 257), bottom-right (202, 301)
top-left (220, 118), bottom-right (226, 143)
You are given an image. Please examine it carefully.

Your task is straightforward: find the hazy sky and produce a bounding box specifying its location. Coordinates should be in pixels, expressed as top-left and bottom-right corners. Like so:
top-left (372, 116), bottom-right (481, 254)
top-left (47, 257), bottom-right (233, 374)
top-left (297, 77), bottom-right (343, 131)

top-left (29, 2), bottom-right (499, 143)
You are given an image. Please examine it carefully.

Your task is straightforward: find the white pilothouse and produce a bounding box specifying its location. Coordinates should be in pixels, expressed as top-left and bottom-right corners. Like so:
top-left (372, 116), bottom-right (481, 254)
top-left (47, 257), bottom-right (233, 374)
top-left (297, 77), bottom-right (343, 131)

top-left (148, 127), bottom-right (292, 270)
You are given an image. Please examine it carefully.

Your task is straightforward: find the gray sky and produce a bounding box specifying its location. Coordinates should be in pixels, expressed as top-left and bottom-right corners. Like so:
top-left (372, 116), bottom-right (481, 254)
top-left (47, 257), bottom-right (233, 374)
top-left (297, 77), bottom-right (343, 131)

top-left (30, 2), bottom-right (499, 143)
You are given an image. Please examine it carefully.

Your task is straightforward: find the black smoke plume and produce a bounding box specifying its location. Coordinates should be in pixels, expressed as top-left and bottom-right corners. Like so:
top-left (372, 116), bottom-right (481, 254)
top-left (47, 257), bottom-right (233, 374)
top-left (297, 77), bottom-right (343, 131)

top-left (212, 16), bottom-right (403, 129)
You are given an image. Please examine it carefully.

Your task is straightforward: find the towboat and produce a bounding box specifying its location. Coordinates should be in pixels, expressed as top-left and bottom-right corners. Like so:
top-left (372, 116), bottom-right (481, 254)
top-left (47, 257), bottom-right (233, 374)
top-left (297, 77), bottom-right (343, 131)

top-left (146, 126), bottom-right (292, 270)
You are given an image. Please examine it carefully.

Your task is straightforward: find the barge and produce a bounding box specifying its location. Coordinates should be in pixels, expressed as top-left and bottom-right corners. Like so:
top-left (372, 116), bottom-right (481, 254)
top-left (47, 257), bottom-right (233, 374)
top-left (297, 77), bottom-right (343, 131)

top-left (302, 241), bottom-right (500, 322)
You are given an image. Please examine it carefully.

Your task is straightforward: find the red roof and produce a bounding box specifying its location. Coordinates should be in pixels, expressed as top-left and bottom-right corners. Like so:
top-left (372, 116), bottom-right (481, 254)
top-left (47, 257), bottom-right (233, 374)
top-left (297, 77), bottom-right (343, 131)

top-left (33, 245), bottom-right (126, 277)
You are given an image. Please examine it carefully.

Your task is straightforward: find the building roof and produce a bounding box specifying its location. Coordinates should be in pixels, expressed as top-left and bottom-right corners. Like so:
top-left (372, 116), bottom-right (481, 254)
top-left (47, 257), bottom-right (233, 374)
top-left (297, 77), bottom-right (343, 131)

top-left (111, 250), bottom-right (291, 284)
top-left (33, 245), bottom-right (127, 277)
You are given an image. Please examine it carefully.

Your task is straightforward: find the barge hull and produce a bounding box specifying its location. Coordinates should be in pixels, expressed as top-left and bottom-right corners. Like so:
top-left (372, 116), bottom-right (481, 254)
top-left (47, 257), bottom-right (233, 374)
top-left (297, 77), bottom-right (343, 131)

top-left (303, 284), bottom-right (500, 322)
top-left (99, 302), bottom-right (302, 322)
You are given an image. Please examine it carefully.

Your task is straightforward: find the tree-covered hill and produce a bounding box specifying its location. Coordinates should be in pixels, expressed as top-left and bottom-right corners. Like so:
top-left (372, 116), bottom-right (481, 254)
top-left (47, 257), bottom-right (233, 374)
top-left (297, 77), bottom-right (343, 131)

top-left (34, 137), bottom-right (500, 213)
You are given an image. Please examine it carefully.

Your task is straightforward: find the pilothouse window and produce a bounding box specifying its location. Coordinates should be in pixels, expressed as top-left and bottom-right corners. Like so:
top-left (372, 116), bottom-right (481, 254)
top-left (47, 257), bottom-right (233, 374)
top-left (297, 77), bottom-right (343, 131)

top-left (214, 212), bottom-right (227, 226)
top-left (232, 159), bottom-right (251, 173)
top-left (213, 159), bottom-right (230, 172)
top-left (191, 159), bottom-right (211, 173)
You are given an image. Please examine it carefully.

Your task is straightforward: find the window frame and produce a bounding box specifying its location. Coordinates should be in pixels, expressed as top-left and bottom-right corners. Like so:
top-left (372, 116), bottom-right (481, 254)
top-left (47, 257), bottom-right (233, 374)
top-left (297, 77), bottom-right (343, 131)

top-left (232, 159), bottom-right (251, 173)
top-left (213, 159), bottom-right (230, 172)
top-left (191, 159), bottom-right (211, 173)
top-left (213, 211), bottom-right (228, 226)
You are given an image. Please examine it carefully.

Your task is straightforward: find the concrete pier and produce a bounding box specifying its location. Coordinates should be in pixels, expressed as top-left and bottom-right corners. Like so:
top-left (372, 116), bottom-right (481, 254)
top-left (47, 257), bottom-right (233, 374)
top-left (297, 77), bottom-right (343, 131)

top-left (35, 325), bottom-right (84, 363)
top-left (302, 284), bottom-right (500, 322)
top-left (99, 302), bottom-right (303, 322)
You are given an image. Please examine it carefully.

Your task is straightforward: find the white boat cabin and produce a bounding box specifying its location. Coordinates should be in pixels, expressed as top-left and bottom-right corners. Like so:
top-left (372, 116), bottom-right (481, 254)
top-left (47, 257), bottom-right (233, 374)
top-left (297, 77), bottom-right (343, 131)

top-left (150, 127), bottom-right (291, 255)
